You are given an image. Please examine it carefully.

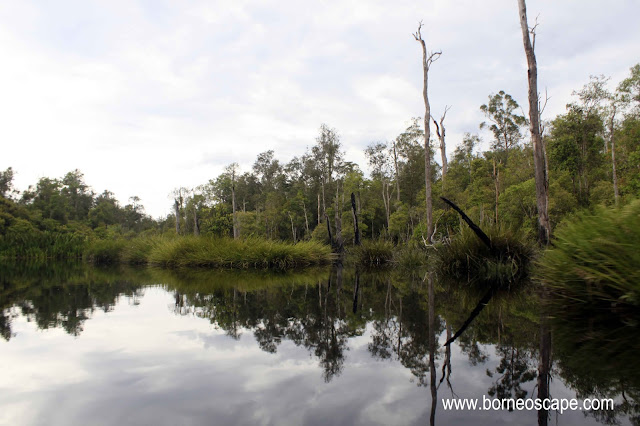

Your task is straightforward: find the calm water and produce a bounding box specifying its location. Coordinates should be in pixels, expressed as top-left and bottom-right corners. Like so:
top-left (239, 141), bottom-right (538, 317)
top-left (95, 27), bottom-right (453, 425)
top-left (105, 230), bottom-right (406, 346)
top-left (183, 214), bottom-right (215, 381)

top-left (0, 263), bottom-right (637, 426)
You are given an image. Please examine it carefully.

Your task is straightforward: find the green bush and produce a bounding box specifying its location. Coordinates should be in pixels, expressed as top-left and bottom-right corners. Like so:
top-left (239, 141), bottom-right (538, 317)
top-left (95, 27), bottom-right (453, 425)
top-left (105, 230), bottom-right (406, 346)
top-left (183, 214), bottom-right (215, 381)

top-left (434, 224), bottom-right (536, 286)
top-left (353, 239), bottom-right (395, 266)
top-left (536, 200), bottom-right (640, 309)
top-left (85, 238), bottom-right (126, 264)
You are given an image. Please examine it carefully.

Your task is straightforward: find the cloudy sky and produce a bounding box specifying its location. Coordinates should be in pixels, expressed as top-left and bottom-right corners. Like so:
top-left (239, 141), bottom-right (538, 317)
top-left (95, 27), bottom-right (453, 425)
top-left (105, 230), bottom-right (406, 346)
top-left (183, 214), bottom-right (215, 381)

top-left (1, 0), bottom-right (638, 218)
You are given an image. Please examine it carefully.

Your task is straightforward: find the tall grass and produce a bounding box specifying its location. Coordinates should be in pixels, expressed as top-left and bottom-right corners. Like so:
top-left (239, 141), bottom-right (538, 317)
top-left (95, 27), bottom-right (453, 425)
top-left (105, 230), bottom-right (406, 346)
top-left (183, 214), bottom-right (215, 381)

top-left (0, 231), bottom-right (85, 260)
top-left (434, 225), bottom-right (536, 286)
top-left (352, 239), bottom-right (395, 266)
top-left (147, 236), bottom-right (333, 269)
top-left (84, 238), bottom-right (126, 264)
top-left (536, 200), bottom-right (640, 310)
top-left (5, 231), bottom-right (334, 269)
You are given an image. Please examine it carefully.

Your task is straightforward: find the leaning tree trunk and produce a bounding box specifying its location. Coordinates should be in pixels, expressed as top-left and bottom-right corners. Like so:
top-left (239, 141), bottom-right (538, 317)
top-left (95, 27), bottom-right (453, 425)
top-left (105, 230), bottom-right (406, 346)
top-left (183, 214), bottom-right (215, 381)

top-left (414, 24), bottom-right (439, 243)
top-left (518, 0), bottom-right (551, 244)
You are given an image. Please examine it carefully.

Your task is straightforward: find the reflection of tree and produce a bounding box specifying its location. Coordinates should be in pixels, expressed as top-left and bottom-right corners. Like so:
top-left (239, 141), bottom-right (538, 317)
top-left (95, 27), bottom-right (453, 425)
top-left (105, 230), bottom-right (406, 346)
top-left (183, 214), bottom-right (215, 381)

top-left (487, 344), bottom-right (537, 402)
top-left (537, 297), bottom-right (552, 426)
top-left (173, 268), bottom-right (369, 383)
top-left (1, 263), bottom-right (144, 339)
top-left (553, 310), bottom-right (640, 425)
top-left (367, 274), bottom-right (444, 388)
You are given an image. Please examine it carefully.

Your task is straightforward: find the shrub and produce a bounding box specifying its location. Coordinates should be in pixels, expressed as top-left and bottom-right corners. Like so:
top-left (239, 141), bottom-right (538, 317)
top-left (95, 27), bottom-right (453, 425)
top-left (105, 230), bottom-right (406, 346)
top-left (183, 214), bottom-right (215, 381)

top-left (353, 239), bottom-right (395, 266)
top-left (85, 238), bottom-right (126, 264)
top-left (434, 224), bottom-right (536, 286)
top-left (536, 200), bottom-right (640, 310)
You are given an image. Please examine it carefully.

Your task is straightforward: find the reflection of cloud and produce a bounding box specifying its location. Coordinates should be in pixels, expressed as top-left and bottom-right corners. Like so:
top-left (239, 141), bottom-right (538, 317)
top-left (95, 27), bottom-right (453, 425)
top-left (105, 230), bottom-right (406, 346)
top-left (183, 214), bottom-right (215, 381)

top-left (1, 286), bottom-right (611, 426)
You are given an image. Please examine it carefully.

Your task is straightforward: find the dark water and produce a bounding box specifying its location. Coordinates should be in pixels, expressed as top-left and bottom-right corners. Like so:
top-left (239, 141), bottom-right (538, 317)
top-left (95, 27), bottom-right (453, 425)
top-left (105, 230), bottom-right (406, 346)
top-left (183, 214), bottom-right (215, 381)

top-left (0, 263), bottom-right (637, 426)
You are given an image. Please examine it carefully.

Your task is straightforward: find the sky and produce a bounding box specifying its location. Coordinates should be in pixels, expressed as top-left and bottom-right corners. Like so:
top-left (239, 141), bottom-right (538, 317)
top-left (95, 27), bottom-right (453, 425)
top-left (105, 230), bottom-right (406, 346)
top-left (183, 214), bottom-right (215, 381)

top-left (1, 0), bottom-right (639, 218)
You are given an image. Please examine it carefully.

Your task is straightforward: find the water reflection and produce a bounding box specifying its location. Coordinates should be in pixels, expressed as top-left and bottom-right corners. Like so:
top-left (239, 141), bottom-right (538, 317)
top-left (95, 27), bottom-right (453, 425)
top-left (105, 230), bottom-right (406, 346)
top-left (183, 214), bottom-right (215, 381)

top-left (0, 262), bottom-right (637, 425)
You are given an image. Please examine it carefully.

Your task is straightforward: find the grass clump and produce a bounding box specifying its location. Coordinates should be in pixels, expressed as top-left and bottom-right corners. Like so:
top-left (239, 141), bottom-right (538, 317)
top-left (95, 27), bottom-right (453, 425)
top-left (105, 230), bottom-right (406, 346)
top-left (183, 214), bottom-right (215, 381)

top-left (85, 238), bottom-right (126, 264)
top-left (82, 236), bottom-right (333, 269)
top-left (434, 225), bottom-right (536, 286)
top-left (536, 200), bottom-right (640, 310)
top-left (0, 230), bottom-right (85, 260)
top-left (353, 239), bottom-right (395, 266)
top-left (146, 236), bottom-right (333, 269)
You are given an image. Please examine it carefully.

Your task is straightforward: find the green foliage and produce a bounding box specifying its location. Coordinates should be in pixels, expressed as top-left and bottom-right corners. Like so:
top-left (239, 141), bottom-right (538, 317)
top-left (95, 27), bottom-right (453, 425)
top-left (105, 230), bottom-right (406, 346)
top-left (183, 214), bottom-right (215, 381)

top-left (536, 200), bottom-right (640, 309)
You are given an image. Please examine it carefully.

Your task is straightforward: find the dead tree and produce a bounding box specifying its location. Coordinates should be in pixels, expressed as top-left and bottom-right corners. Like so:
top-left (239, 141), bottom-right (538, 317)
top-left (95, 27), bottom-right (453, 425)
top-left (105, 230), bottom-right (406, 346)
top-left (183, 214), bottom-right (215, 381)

top-left (608, 103), bottom-right (620, 206)
top-left (193, 206), bottom-right (200, 236)
top-left (174, 199), bottom-right (180, 234)
top-left (414, 22), bottom-right (441, 243)
top-left (228, 164), bottom-right (239, 239)
top-left (432, 105), bottom-right (451, 187)
top-left (518, 0), bottom-right (551, 244)
top-left (391, 140), bottom-right (401, 201)
top-left (351, 192), bottom-right (361, 245)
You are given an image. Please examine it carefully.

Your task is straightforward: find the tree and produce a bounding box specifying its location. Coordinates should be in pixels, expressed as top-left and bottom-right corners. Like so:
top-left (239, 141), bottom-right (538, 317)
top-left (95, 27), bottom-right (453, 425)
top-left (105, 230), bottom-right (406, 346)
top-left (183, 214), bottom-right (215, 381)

top-left (365, 141), bottom-right (394, 231)
top-left (0, 167), bottom-right (15, 198)
top-left (312, 124), bottom-right (343, 221)
top-left (61, 169), bottom-right (93, 221)
top-left (547, 109), bottom-right (604, 206)
top-left (480, 91), bottom-right (526, 225)
top-left (414, 23), bottom-right (441, 243)
top-left (171, 187), bottom-right (189, 235)
top-left (480, 91), bottom-right (526, 166)
top-left (225, 163), bottom-right (240, 239)
top-left (518, 0), bottom-right (551, 244)
top-left (617, 63), bottom-right (640, 113)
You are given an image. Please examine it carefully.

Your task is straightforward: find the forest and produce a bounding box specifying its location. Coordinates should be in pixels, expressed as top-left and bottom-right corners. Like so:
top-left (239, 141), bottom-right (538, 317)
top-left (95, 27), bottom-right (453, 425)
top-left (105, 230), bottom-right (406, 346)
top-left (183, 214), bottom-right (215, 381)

top-left (1, 65), bottom-right (638, 260)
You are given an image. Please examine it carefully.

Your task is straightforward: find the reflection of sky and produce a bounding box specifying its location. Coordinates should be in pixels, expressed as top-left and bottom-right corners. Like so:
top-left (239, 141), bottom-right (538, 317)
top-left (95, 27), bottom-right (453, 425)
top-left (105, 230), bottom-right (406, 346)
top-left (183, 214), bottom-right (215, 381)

top-left (0, 287), bottom-right (615, 426)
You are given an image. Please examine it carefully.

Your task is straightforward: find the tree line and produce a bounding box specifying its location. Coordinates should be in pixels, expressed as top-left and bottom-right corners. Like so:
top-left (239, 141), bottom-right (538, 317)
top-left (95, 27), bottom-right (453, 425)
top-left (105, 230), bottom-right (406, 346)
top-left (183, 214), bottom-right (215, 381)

top-left (1, 62), bottom-right (638, 249)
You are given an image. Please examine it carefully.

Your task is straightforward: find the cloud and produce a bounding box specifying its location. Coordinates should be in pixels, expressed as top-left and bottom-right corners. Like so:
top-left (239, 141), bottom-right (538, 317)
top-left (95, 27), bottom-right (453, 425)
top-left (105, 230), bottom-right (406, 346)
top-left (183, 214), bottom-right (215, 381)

top-left (1, 0), bottom-right (639, 216)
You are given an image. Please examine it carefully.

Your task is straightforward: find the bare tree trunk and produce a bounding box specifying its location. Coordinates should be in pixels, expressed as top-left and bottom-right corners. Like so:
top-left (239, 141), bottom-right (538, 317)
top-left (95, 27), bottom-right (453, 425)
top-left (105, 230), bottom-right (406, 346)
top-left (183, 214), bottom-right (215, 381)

top-left (609, 105), bottom-right (620, 206)
top-left (321, 179), bottom-right (326, 219)
top-left (392, 140), bottom-right (401, 202)
top-left (518, 0), bottom-right (551, 244)
top-left (288, 212), bottom-right (297, 243)
top-left (302, 199), bottom-right (310, 237)
top-left (414, 23), bottom-right (440, 243)
top-left (382, 181), bottom-right (391, 231)
top-left (232, 180), bottom-right (238, 239)
top-left (334, 182), bottom-right (343, 251)
top-left (174, 199), bottom-right (180, 235)
top-left (493, 159), bottom-right (500, 225)
top-left (433, 106), bottom-right (450, 188)
top-left (351, 192), bottom-right (361, 245)
top-left (317, 192), bottom-right (321, 225)
top-left (193, 206), bottom-right (200, 236)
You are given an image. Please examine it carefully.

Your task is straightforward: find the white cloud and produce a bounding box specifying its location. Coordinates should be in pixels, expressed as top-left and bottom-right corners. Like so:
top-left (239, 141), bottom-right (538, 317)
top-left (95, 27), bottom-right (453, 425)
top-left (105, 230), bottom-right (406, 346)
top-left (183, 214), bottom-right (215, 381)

top-left (1, 0), bottom-right (639, 216)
